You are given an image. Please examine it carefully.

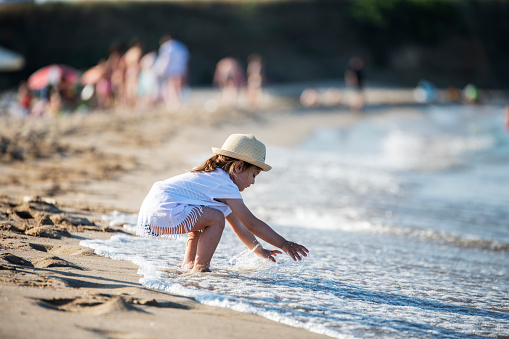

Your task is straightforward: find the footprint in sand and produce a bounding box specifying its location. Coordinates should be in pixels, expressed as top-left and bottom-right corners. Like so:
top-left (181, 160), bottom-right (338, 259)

top-left (0, 271), bottom-right (70, 288)
top-left (38, 295), bottom-right (144, 315)
top-left (28, 242), bottom-right (96, 256)
top-left (0, 252), bottom-right (34, 268)
top-left (25, 226), bottom-right (72, 239)
top-left (0, 251), bottom-right (84, 270)
top-left (31, 256), bottom-right (83, 270)
top-left (0, 253), bottom-right (70, 288)
top-left (37, 293), bottom-right (189, 315)
top-left (2, 197), bottom-right (98, 239)
top-left (82, 328), bottom-right (152, 339)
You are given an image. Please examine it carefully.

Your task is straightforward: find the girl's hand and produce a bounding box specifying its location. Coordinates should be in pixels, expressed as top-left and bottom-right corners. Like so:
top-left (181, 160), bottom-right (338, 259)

top-left (253, 244), bottom-right (282, 263)
top-left (282, 241), bottom-right (309, 261)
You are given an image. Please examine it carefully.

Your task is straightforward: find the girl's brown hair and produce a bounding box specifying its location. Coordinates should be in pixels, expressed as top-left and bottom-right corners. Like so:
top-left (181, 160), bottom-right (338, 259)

top-left (191, 154), bottom-right (254, 176)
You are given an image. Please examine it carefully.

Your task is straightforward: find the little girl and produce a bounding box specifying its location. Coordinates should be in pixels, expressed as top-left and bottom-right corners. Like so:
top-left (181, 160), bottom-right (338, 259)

top-left (137, 134), bottom-right (309, 272)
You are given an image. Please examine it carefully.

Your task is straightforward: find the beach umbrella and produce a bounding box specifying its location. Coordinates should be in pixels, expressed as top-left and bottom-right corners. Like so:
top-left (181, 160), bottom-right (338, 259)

top-left (27, 64), bottom-right (80, 90)
top-left (0, 45), bottom-right (25, 71)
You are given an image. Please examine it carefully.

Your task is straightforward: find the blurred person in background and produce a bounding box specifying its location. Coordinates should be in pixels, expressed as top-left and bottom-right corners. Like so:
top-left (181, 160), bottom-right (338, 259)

top-left (137, 51), bottom-right (158, 108)
top-left (344, 57), bottom-right (365, 113)
top-left (17, 81), bottom-right (32, 116)
top-left (123, 38), bottom-right (143, 109)
top-left (57, 76), bottom-right (77, 110)
top-left (463, 83), bottom-right (480, 104)
top-left (45, 87), bottom-right (62, 118)
top-left (300, 88), bottom-right (319, 107)
top-left (82, 58), bottom-right (112, 110)
top-left (154, 35), bottom-right (190, 110)
top-left (108, 42), bottom-right (127, 109)
top-left (246, 53), bottom-right (264, 109)
top-left (213, 57), bottom-right (245, 108)
top-left (95, 59), bottom-right (113, 110)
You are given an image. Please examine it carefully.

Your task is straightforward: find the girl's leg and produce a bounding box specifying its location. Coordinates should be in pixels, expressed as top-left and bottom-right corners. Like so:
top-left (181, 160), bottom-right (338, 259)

top-left (181, 231), bottom-right (201, 269)
top-left (183, 207), bottom-right (225, 272)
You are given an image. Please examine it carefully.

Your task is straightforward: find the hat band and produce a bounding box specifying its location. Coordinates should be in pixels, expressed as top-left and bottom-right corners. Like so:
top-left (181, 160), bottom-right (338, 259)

top-left (212, 147), bottom-right (271, 171)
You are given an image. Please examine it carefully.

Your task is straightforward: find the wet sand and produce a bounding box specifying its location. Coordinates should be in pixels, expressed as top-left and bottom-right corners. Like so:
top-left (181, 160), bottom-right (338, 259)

top-left (0, 86), bottom-right (417, 339)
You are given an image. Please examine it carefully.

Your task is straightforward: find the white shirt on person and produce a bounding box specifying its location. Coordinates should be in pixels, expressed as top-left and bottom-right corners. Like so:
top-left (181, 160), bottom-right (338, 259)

top-left (136, 168), bottom-right (241, 233)
top-left (154, 40), bottom-right (189, 78)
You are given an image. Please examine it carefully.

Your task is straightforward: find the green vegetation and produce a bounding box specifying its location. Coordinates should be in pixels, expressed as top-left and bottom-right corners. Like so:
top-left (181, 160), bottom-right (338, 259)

top-left (1, 0), bottom-right (508, 90)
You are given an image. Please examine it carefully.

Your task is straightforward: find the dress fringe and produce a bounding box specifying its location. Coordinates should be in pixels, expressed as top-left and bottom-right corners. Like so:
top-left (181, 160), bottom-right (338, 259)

top-left (140, 206), bottom-right (203, 239)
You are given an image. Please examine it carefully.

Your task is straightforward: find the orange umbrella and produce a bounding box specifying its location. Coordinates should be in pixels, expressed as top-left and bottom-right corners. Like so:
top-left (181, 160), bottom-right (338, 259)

top-left (28, 64), bottom-right (80, 90)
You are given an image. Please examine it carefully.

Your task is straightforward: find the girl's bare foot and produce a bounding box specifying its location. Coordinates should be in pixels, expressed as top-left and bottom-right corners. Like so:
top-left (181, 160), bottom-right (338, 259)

top-left (192, 264), bottom-right (211, 273)
top-left (181, 262), bottom-right (194, 270)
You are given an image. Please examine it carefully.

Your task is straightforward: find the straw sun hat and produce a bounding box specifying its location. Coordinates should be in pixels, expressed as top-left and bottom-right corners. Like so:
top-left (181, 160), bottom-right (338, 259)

top-left (212, 134), bottom-right (272, 171)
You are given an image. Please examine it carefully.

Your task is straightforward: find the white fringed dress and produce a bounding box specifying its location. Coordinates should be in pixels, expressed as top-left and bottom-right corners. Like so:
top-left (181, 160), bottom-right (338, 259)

top-left (136, 168), bottom-right (241, 239)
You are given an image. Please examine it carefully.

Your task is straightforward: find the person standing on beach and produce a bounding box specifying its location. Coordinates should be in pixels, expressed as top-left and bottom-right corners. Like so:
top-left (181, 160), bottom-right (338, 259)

top-left (246, 53), bottom-right (265, 109)
top-left (123, 38), bottom-right (143, 109)
top-left (17, 81), bottom-right (32, 116)
top-left (137, 51), bottom-right (158, 108)
top-left (154, 35), bottom-right (190, 109)
top-left (94, 59), bottom-right (114, 110)
top-left (136, 134), bottom-right (309, 272)
top-left (213, 57), bottom-right (245, 108)
top-left (108, 43), bottom-right (127, 108)
top-left (345, 57), bottom-right (365, 112)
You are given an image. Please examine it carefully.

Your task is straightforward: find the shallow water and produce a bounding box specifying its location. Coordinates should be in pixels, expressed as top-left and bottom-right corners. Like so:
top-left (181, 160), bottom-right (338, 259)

top-left (83, 104), bottom-right (509, 338)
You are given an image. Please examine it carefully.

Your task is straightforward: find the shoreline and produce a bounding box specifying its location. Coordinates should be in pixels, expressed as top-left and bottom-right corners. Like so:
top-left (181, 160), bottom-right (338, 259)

top-left (1, 87), bottom-right (361, 339)
top-left (1, 86), bottom-right (490, 338)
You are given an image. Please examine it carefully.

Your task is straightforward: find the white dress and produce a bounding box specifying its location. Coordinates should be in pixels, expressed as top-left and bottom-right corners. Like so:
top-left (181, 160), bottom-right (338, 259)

top-left (136, 169), bottom-right (242, 238)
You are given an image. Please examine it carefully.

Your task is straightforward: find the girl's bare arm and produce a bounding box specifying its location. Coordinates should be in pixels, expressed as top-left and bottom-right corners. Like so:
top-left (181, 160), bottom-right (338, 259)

top-left (226, 212), bottom-right (282, 262)
top-left (225, 212), bottom-right (259, 249)
top-left (224, 199), bottom-right (309, 261)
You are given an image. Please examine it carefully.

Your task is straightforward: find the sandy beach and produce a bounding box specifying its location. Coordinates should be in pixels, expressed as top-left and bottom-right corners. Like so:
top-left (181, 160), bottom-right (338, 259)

top-left (1, 86), bottom-right (423, 339)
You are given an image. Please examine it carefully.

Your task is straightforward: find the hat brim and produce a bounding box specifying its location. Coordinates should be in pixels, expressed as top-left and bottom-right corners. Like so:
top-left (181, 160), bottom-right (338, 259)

top-left (212, 147), bottom-right (272, 171)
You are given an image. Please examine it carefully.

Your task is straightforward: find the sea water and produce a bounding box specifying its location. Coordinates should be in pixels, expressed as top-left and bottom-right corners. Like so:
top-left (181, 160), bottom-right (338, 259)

top-left (82, 104), bottom-right (509, 338)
